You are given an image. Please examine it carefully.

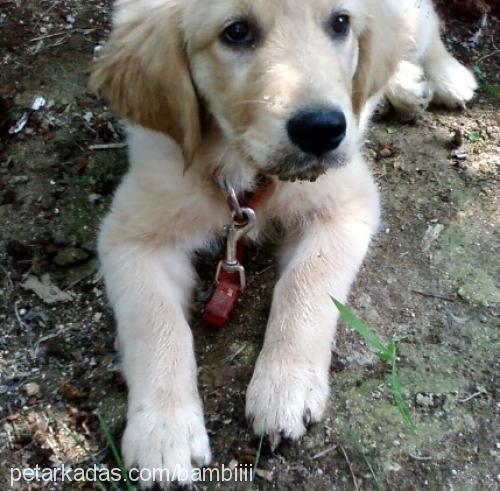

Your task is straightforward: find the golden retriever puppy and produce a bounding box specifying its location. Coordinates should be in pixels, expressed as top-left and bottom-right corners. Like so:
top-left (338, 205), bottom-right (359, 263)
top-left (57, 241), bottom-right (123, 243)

top-left (91, 0), bottom-right (475, 486)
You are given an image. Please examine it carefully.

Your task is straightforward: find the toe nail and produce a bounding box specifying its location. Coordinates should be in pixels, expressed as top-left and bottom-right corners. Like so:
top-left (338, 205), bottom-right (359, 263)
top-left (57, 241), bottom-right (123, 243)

top-left (303, 408), bottom-right (312, 427)
top-left (269, 432), bottom-right (281, 452)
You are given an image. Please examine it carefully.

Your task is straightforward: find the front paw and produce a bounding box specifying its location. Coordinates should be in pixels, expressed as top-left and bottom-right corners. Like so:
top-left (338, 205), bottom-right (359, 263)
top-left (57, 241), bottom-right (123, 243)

top-left (122, 402), bottom-right (211, 489)
top-left (386, 61), bottom-right (434, 114)
top-left (429, 58), bottom-right (477, 108)
top-left (245, 356), bottom-right (329, 450)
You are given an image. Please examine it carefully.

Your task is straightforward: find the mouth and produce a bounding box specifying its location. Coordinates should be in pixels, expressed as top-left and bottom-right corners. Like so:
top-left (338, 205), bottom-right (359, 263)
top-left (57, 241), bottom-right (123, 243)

top-left (266, 151), bottom-right (347, 183)
top-left (274, 164), bottom-right (328, 182)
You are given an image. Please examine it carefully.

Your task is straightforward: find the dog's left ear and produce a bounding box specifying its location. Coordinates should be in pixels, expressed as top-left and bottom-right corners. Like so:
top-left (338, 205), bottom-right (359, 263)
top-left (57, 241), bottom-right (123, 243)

top-left (90, 2), bottom-right (201, 163)
top-left (352, 2), bottom-right (408, 116)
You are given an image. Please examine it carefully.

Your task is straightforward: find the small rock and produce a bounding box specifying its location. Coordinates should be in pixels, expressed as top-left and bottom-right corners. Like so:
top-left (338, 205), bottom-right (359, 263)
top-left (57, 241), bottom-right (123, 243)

top-left (255, 469), bottom-right (273, 482)
top-left (53, 247), bottom-right (89, 267)
top-left (83, 111), bottom-right (94, 123)
top-left (378, 146), bottom-right (395, 159)
top-left (31, 97), bottom-right (46, 111)
top-left (416, 393), bottom-right (435, 407)
top-left (451, 148), bottom-right (467, 161)
top-left (88, 193), bottom-right (101, 204)
top-left (24, 382), bottom-right (41, 398)
top-left (9, 175), bottom-right (29, 185)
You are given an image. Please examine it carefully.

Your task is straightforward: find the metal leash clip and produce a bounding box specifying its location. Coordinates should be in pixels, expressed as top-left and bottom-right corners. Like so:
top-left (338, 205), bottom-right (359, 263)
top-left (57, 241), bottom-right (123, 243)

top-left (204, 175), bottom-right (274, 328)
top-left (215, 197), bottom-right (256, 290)
top-left (218, 177), bottom-right (248, 222)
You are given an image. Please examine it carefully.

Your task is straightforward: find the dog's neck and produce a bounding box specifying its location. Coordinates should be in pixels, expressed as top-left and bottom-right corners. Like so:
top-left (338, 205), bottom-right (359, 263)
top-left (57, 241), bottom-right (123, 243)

top-left (214, 156), bottom-right (261, 195)
top-left (191, 126), bottom-right (261, 195)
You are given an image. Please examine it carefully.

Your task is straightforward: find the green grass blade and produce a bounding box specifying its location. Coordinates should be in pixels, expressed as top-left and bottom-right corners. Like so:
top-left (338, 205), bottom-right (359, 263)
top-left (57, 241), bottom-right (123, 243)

top-left (108, 479), bottom-right (122, 491)
top-left (389, 348), bottom-right (416, 430)
top-left (357, 443), bottom-right (383, 491)
top-left (333, 299), bottom-right (416, 430)
top-left (247, 434), bottom-right (265, 491)
top-left (95, 481), bottom-right (108, 491)
top-left (332, 298), bottom-right (390, 359)
top-left (97, 414), bottom-right (135, 491)
top-left (341, 423), bottom-right (383, 491)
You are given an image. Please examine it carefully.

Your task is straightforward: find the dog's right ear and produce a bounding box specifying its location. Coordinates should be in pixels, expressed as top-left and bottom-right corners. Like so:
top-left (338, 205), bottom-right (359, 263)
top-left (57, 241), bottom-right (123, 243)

top-left (90, 1), bottom-right (201, 163)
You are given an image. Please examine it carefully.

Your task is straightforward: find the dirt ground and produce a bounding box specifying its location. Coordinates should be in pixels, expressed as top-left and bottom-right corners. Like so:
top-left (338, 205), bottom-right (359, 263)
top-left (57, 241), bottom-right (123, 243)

top-left (1, 1), bottom-right (499, 490)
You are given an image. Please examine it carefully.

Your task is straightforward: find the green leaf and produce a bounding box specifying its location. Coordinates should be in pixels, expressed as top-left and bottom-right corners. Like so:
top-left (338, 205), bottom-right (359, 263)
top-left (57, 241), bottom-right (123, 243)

top-left (467, 131), bottom-right (481, 142)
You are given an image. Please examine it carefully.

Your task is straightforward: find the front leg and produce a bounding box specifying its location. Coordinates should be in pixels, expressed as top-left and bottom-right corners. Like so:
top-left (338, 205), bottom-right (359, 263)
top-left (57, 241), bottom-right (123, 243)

top-left (246, 180), bottom-right (379, 447)
top-left (99, 218), bottom-right (211, 488)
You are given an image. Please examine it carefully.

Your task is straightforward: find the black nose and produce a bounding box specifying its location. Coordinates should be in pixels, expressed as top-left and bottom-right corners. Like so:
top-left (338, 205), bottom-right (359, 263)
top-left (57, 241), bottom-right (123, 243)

top-left (287, 109), bottom-right (347, 157)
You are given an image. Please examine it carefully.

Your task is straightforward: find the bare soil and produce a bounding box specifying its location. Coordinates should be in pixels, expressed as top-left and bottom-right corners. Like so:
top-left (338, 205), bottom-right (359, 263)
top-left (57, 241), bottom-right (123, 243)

top-left (1, 2), bottom-right (499, 490)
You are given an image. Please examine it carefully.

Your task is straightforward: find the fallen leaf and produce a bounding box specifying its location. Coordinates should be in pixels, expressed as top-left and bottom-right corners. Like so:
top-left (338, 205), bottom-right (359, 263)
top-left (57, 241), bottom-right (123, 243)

top-left (22, 274), bottom-right (74, 304)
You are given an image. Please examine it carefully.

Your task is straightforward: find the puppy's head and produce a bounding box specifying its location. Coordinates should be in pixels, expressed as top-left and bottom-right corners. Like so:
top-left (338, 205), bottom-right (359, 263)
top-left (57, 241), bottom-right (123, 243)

top-left (91, 0), bottom-right (406, 179)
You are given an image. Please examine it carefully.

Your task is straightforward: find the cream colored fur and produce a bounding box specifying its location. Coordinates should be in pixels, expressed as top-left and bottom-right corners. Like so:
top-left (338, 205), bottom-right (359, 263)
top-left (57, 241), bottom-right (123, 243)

top-left (91, 0), bottom-right (476, 487)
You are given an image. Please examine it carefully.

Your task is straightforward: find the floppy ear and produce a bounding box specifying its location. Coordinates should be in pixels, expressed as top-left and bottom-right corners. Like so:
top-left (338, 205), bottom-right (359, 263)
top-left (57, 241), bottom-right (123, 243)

top-left (352, 3), bottom-right (408, 116)
top-left (90, 2), bottom-right (201, 163)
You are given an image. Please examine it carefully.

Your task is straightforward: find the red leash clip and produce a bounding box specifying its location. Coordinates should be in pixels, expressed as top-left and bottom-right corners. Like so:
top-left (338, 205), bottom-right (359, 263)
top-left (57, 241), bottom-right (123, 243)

top-left (202, 208), bottom-right (256, 329)
top-left (203, 176), bottom-right (275, 329)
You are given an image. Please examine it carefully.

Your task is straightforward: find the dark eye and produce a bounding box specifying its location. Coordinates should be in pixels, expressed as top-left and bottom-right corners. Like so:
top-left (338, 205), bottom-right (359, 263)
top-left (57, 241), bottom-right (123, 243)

top-left (330, 14), bottom-right (350, 37)
top-left (221, 21), bottom-right (256, 46)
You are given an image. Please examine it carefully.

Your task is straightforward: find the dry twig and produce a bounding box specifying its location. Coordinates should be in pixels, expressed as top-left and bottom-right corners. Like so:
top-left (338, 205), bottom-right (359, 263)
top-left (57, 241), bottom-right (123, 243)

top-left (341, 446), bottom-right (360, 491)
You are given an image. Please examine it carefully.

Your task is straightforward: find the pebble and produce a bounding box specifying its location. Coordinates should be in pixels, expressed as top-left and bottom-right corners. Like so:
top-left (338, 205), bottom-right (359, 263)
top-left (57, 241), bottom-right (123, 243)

top-left (9, 175), bottom-right (29, 185)
top-left (24, 382), bottom-right (41, 398)
top-left (416, 393), bottom-right (435, 407)
top-left (255, 469), bottom-right (273, 482)
top-left (451, 148), bottom-right (467, 161)
top-left (379, 147), bottom-right (394, 159)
